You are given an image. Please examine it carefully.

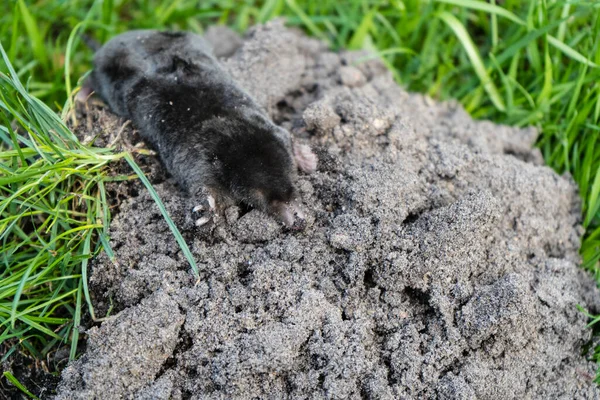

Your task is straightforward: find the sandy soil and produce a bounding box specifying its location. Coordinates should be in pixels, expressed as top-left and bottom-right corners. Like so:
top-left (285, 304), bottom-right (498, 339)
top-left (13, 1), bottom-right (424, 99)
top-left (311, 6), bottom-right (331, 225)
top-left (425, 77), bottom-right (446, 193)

top-left (53, 21), bottom-right (600, 399)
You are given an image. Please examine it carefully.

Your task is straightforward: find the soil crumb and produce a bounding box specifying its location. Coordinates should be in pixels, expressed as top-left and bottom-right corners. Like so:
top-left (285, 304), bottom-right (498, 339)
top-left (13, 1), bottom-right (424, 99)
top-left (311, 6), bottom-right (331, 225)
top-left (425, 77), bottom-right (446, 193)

top-left (54, 21), bottom-right (600, 399)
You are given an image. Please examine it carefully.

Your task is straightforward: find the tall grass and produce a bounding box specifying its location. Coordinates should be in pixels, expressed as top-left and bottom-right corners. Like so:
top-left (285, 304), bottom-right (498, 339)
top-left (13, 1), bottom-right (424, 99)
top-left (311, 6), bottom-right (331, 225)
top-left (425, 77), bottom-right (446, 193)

top-left (0, 42), bottom-right (120, 362)
top-left (2, 0), bottom-right (600, 378)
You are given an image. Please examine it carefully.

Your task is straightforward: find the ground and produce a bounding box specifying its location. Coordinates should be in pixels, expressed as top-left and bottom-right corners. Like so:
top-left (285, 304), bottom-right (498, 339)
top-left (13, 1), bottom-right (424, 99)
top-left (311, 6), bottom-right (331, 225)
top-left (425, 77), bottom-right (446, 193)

top-left (51, 22), bottom-right (600, 399)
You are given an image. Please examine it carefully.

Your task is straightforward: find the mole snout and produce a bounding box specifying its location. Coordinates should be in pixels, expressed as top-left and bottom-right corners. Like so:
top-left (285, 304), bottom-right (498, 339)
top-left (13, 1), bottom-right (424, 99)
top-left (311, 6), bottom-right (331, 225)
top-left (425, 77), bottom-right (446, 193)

top-left (253, 181), bottom-right (303, 227)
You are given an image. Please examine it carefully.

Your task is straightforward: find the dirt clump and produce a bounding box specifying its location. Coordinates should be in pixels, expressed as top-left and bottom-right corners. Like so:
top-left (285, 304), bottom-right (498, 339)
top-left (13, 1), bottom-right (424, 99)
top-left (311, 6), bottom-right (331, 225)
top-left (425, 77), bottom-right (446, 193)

top-left (55, 21), bottom-right (600, 399)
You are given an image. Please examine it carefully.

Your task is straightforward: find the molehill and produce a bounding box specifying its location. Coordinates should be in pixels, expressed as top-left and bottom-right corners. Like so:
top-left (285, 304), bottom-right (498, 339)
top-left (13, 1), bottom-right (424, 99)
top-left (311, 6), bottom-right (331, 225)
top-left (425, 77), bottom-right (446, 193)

top-left (55, 22), bottom-right (600, 399)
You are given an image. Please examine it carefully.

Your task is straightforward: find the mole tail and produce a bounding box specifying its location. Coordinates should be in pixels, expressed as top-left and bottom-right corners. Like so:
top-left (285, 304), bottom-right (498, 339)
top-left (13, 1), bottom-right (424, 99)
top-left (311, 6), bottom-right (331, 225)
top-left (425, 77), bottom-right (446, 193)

top-left (81, 34), bottom-right (101, 52)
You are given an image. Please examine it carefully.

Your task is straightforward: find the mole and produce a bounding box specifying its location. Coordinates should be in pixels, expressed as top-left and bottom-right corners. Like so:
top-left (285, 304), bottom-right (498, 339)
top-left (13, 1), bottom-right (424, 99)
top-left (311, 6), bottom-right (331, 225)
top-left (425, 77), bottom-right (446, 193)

top-left (80, 30), bottom-right (317, 227)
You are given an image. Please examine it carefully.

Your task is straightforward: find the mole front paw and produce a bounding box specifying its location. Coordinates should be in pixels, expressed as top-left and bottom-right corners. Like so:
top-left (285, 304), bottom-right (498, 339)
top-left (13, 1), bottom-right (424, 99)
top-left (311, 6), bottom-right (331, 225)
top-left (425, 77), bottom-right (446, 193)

top-left (192, 194), bottom-right (216, 227)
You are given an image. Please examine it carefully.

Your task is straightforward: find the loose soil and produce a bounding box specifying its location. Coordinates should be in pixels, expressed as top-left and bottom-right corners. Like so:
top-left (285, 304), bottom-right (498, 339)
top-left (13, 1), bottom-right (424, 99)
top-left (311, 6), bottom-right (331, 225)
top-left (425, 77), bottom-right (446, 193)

top-left (43, 22), bottom-right (600, 399)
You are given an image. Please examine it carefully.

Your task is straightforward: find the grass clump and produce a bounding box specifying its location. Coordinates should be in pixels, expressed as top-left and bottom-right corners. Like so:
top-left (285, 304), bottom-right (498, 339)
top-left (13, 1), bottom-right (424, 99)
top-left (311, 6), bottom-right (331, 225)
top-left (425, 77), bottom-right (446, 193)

top-left (0, 42), bottom-right (120, 364)
top-left (0, 42), bottom-right (198, 376)
top-left (2, 0), bottom-right (600, 383)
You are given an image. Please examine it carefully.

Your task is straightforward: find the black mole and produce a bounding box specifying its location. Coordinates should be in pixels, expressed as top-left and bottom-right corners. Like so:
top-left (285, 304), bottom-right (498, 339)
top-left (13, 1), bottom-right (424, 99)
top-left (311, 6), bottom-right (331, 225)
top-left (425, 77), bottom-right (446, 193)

top-left (81, 30), bottom-right (317, 226)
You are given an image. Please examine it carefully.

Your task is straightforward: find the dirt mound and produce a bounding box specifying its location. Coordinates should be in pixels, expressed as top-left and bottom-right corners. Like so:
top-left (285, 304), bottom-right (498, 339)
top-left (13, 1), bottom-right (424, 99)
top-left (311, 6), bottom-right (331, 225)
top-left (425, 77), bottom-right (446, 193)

top-left (56, 21), bottom-right (600, 399)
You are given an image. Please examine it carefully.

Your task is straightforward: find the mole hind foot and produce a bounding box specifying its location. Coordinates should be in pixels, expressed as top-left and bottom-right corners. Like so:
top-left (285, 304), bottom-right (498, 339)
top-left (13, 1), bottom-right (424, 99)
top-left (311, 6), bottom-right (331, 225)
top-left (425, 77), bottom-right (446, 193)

top-left (192, 194), bottom-right (216, 227)
top-left (294, 143), bottom-right (318, 174)
top-left (195, 216), bottom-right (211, 227)
top-left (76, 85), bottom-right (94, 103)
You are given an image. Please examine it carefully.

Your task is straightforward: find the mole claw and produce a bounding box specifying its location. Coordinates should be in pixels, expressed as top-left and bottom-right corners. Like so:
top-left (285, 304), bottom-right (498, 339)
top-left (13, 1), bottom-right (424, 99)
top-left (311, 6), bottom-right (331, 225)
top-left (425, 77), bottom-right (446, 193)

top-left (192, 193), bottom-right (217, 229)
top-left (207, 195), bottom-right (216, 210)
top-left (195, 216), bottom-right (211, 227)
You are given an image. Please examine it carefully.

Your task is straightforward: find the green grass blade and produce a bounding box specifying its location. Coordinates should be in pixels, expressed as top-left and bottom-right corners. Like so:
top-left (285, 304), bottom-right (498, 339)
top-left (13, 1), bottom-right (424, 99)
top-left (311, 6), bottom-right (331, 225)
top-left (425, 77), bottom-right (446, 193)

top-left (16, 0), bottom-right (48, 72)
top-left (69, 278), bottom-right (83, 360)
top-left (437, 11), bottom-right (506, 112)
top-left (284, 0), bottom-right (329, 44)
top-left (81, 229), bottom-right (97, 321)
top-left (585, 164), bottom-right (600, 227)
top-left (435, 0), bottom-right (525, 25)
top-left (2, 371), bottom-right (39, 399)
top-left (64, 21), bottom-right (88, 118)
top-left (547, 35), bottom-right (599, 68)
top-left (493, 17), bottom-right (568, 66)
top-left (348, 10), bottom-right (375, 50)
top-left (124, 153), bottom-right (199, 278)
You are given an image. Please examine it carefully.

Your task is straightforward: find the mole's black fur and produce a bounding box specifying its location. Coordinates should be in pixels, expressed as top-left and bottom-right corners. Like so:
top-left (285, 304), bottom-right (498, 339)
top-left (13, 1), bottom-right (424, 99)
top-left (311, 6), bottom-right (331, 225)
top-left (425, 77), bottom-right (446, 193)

top-left (85, 30), bottom-right (315, 225)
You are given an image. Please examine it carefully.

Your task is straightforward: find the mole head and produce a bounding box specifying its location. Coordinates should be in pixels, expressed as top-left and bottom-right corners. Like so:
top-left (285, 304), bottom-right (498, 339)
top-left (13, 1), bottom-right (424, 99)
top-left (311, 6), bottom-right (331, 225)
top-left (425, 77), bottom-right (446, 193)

top-left (213, 122), bottom-right (303, 226)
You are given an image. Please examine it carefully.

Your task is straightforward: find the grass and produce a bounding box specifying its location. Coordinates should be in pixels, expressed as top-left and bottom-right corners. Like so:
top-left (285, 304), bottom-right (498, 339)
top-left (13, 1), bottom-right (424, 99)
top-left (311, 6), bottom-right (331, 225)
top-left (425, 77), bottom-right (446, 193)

top-left (2, 0), bottom-right (600, 388)
top-left (0, 48), bottom-right (115, 366)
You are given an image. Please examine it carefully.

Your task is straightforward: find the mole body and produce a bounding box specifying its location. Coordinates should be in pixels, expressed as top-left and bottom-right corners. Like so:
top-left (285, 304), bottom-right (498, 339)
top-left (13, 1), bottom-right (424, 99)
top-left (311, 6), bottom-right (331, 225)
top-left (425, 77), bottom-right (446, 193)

top-left (84, 30), bottom-right (316, 226)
